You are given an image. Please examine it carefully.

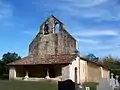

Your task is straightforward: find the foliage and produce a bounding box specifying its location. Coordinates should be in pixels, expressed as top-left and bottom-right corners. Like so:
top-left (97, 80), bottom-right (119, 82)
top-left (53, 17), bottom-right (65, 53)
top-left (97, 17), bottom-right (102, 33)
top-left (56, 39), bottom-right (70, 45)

top-left (102, 55), bottom-right (115, 63)
top-left (102, 55), bottom-right (120, 77)
top-left (0, 52), bottom-right (21, 79)
top-left (2, 52), bottom-right (21, 64)
top-left (85, 53), bottom-right (99, 62)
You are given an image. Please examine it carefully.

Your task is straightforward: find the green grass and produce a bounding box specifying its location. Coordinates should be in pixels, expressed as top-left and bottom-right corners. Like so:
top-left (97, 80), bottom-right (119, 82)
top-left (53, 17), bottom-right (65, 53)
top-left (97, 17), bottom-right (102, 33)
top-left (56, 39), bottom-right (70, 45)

top-left (0, 80), bottom-right (58, 90)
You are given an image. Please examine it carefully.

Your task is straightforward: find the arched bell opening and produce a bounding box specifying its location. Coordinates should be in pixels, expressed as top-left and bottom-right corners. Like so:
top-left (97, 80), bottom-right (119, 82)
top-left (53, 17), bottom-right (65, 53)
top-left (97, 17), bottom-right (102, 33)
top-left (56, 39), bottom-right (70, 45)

top-left (44, 23), bottom-right (49, 35)
top-left (54, 23), bottom-right (60, 33)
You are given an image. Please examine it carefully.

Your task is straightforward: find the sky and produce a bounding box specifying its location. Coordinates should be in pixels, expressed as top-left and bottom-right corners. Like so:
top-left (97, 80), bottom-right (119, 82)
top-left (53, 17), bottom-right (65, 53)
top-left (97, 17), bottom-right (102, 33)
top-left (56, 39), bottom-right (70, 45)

top-left (0, 0), bottom-right (120, 59)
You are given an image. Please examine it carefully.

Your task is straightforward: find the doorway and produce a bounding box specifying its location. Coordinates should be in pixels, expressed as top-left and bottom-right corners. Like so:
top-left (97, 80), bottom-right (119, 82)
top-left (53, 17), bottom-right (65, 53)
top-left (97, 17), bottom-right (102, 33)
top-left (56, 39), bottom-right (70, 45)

top-left (74, 67), bottom-right (77, 83)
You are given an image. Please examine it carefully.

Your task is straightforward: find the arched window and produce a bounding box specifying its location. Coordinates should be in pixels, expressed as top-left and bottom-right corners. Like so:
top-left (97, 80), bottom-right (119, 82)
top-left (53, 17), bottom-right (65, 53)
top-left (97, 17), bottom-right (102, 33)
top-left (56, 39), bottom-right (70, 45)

top-left (44, 24), bottom-right (49, 35)
top-left (55, 24), bottom-right (60, 33)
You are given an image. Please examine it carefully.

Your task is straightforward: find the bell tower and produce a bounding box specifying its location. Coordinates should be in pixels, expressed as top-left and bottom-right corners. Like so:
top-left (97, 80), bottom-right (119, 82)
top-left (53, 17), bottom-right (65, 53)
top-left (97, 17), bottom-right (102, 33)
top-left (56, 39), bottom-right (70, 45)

top-left (40, 15), bottom-right (64, 35)
top-left (29, 15), bottom-right (77, 58)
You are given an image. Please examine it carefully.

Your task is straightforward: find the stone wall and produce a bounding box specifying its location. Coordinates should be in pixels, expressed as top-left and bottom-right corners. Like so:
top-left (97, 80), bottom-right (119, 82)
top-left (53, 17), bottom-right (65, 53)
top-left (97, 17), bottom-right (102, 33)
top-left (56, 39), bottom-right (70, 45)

top-left (101, 68), bottom-right (110, 79)
top-left (79, 59), bottom-right (87, 83)
top-left (62, 65), bottom-right (70, 81)
top-left (86, 62), bottom-right (101, 83)
top-left (9, 67), bottom-right (16, 80)
top-left (29, 16), bottom-right (76, 58)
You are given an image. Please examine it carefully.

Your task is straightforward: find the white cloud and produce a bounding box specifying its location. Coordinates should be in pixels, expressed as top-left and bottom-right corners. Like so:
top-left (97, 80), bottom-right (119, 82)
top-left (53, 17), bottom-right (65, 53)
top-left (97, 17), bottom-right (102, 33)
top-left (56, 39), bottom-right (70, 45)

top-left (34, 0), bottom-right (120, 21)
top-left (74, 29), bottom-right (120, 57)
top-left (0, 0), bottom-right (13, 20)
top-left (79, 43), bottom-right (120, 52)
top-left (0, 0), bottom-right (13, 28)
top-left (23, 30), bottom-right (38, 35)
top-left (90, 45), bottom-right (118, 50)
top-left (60, 0), bottom-right (108, 8)
top-left (76, 38), bottom-right (99, 44)
top-left (73, 30), bottom-right (119, 37)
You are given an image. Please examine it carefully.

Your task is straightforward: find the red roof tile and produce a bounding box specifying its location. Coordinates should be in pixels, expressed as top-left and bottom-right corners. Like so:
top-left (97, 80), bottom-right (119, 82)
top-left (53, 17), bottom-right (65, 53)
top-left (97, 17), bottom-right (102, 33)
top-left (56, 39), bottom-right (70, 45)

top-left (8, 54), bottom-right (77, 65)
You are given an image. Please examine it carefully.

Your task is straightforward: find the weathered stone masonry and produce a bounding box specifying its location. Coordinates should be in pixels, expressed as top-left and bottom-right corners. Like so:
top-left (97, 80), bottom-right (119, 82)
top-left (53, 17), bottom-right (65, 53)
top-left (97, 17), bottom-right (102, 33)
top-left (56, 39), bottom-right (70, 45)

top-left (29, 15), bottom-right (77, 58)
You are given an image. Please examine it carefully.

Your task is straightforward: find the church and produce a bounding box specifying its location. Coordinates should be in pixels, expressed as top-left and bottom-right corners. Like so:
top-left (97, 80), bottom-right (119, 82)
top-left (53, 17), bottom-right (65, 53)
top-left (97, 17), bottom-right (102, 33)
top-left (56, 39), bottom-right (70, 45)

top-left (8, 15), bottom-right (110, 84)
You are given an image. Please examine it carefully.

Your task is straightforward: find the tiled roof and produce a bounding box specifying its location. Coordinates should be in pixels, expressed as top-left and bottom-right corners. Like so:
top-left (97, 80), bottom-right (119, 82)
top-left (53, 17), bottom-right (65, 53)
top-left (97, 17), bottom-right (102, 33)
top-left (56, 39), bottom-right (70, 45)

top-left (8, 54), bottom-right (77, 65)
top-left (7, 54), bottom-right (108, 70)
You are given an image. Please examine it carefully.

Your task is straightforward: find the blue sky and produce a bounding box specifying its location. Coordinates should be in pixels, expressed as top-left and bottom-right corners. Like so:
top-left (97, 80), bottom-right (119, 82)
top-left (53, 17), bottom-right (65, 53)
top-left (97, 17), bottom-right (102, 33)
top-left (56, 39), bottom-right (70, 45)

top-left (0, 0), bottom-right (120, 59)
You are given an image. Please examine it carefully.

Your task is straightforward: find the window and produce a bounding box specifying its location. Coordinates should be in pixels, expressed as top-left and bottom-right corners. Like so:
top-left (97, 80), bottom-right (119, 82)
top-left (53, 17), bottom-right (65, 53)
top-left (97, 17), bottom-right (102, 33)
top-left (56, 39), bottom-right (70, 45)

top-left (55, 24), bottom-right (59, 33)
top-left (44, 24), bottom-right (49, 35)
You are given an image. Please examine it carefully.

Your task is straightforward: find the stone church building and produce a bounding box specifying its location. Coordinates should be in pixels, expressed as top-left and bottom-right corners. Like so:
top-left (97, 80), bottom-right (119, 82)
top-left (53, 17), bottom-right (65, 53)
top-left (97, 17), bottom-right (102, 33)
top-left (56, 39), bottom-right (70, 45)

top-left (8, 15), bottom-right (110, 83)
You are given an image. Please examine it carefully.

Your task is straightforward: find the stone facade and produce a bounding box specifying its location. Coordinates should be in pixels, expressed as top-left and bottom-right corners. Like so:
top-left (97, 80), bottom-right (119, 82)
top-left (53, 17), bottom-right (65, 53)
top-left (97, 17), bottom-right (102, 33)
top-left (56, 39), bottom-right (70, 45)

top-left (62, 65), bottom-right (70, 81)
top-left (29, 15), bottom-right (76, 58)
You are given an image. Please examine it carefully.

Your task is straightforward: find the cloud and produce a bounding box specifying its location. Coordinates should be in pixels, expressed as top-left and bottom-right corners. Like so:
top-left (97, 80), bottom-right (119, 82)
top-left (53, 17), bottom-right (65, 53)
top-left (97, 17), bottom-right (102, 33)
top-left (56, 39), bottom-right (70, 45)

top-left (68, 0), bottom-right (120, 21)
top-left (76, 38), bottom-right (99, 44)
top-left (77, 34), bottom-right (120, 57)
top-left (0, 0), bottom-right (13, 28)
top-left (90, 45), bottom-right (120, 51)
top-left (73, 30), bottom-right (119, 37)
top-left (79, 44), bottom-right (120, 58)
top-left (60, 0), bottom-right (108, 8)
top-left (32, 0), bottom-right (120, 21)
top-left (79, 43), bottom-right (120, 53)
top-left (74, 29), bottom-right (120, 57)
top-left (23, 30), bottom-right (38, 35)
top-left (0, 0), bottom-right (13, 20)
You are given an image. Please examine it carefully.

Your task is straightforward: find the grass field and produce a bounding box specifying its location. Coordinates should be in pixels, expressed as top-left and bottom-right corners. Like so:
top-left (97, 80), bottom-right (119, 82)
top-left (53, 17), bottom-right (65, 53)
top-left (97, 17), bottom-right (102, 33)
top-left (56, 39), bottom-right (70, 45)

top-left (0, 80), bottom-right (58, 90)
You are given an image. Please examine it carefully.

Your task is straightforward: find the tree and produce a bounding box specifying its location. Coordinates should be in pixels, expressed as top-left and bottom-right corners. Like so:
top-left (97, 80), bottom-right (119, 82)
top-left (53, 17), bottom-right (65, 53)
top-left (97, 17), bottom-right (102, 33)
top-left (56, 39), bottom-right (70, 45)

top-left (0, 61), bottom-right (3, 75)
top-left (102, 55), bottom-right (118, 69)
top-left (85, 53), bottom-right (99, 62)
top-left (0, 52), bottom-right (21, 79)
top-left (2, 52), bottom-right (21, 65)
top-left (102, 55), bottom-right (120, 77)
